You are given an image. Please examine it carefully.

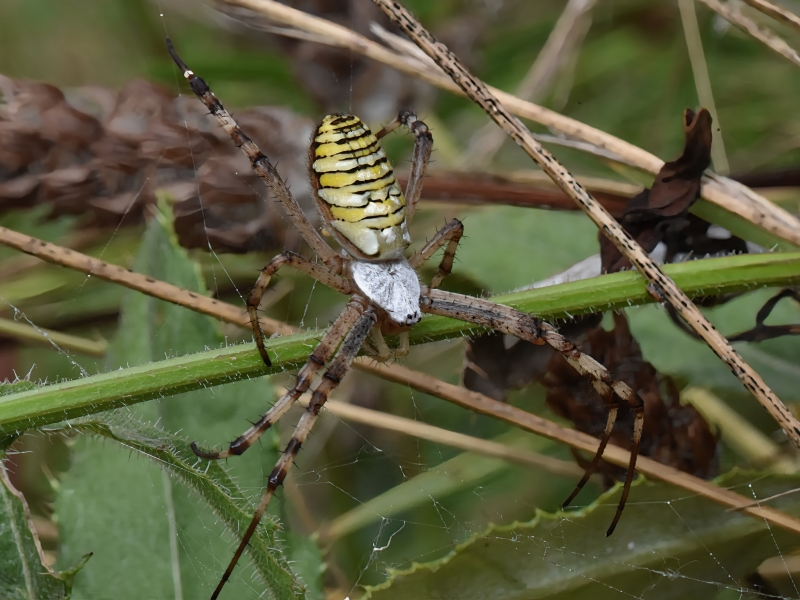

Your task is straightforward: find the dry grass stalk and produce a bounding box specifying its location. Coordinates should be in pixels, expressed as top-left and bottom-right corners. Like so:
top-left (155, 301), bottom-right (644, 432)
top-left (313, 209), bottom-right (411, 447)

top-left (3, 227), bottom-right (800, 536)
top-left (697, 0), bottom-right (800, 68)
top-left (371, 0), bottom-right (800, 450)
top-left (683, 387), bottom-right (797, 472)
top-left (366, 361), bottom-right (800, 535)
top-left (221, 0), bottom-right (800, 248)
top-left (678, 0), bottom-right (730, 174)
top-left (742, 0), bottom-right (800, 34)
top-left (292, 390), bottom-right (586, 479)
top-left (460, 0), bottom-right (596, 167)
top-left (0, 225), bottom-right (295, 337)
top-left (0, 317), bottom-right (107, 358)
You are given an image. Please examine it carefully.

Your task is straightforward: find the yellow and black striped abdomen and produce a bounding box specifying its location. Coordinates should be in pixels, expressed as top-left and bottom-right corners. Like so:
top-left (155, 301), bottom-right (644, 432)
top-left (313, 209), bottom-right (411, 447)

top-left (311, 114), bottom-right (410, 260)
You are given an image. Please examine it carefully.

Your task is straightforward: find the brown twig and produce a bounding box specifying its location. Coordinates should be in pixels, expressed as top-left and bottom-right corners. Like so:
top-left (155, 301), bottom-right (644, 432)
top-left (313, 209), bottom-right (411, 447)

top-left (372, 0), bottom-right (800, 451)
top-left (3, 226), bottom-right (800, 535)
top-left (397, 171), bottom-right (633, 214)
top-left (220, 0), bottom-right (800, 248)
top-left (0, 226), bottom-right (295, 337)
top-left (742, 0), bottom-right (800, 34)
top-left (697, 0), bottom-right (800, 68)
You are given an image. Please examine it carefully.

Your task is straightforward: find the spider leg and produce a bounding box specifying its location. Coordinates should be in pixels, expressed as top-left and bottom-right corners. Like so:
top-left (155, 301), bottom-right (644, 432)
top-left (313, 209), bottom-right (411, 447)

top-left (191, 298), bottom-right (366, 461)
top-left (375, 111), bottom-right (432, 223)
top-left (366, 328), bottom-right (393, 361)
top-left (248, 251), bottom-right (353, 366)
top-left (419, 287), bottom-right (643, 535)
top-left (409, 218), bottom-right (464, 288)
top-left (539, 325), bottom-right (642, 534)
top-left (208, 306), bottom-right (377, 600)
top-left (166, 39), bottom-right (338, 265)
top-left (364, 329), bottom-right (410, 361)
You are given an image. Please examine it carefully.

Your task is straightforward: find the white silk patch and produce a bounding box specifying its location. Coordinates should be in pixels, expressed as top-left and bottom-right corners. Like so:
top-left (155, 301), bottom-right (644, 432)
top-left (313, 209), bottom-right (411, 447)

top-left (351, 257), bottom-right (422, 327)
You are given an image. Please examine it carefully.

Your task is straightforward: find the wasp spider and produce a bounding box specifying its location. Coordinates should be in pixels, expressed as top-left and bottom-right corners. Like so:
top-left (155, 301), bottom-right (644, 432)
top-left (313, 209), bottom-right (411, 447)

top-left (167, 39), bottom-right (644, 600)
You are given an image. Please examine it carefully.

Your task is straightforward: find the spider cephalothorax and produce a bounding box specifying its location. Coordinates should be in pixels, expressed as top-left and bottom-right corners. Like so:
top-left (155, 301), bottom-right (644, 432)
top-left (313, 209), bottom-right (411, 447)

top-left (167, 38), bottom-right (644, 600)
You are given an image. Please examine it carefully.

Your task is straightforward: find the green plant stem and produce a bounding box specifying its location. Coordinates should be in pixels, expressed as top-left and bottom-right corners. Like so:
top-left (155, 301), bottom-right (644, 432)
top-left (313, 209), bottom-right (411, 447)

top-left (1, 251), bottom-right (799, 433)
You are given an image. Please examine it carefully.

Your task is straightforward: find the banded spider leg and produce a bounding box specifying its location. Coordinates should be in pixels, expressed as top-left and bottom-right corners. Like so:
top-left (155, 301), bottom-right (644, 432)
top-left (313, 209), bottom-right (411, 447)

top-left (420, 287), bottom-right (644, 535)
top-left (205, 297), bottom-right (376, 600)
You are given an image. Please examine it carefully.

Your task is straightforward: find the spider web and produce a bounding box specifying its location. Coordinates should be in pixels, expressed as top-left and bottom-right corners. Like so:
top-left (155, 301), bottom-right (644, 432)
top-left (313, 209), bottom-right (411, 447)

top-left (2, 1), bottom-right (800, 599)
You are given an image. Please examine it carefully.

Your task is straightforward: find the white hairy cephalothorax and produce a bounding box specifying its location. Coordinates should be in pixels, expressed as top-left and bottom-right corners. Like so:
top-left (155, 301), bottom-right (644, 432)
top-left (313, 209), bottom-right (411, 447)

top-left (350, 257), bottom-right (422, 327)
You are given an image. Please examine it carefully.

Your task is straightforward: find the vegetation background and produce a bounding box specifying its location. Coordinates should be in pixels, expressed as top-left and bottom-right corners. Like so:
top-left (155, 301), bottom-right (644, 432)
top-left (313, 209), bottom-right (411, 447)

top-left (1, 0), bottom-right (800, 598)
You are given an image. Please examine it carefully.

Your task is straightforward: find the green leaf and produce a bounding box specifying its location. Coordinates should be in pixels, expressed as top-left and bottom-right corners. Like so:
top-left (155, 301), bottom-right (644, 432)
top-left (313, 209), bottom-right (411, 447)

top-left (285, 532), bottom-right (326, 600)
top-left (0, 459), bottom-right (89, 600)
top-left (49, 414), bottom-right (298, 598)
top-left (364, 471), bottom-right (800, 600)
top-left (54, 198), bottom-right (305, 600)
top-left (321, 430), bottom-right (559, 544)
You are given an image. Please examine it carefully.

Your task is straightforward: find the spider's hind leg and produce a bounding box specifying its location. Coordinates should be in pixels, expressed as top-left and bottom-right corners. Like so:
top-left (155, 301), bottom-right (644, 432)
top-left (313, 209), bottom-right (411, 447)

top-left (363, 329), bottom-right (410, 361)
top-left (248, 251), bottom-right (351, 366)
top-left (192, 296), bottom-right (364, 461)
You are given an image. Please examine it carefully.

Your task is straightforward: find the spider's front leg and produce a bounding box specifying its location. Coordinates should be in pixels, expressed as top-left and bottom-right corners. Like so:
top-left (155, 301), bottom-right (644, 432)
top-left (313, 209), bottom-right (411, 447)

top-left (166, 39), bottom-right (338, 264)
top-left (419, 287), bottom-right (643, 535)
top-left (191, 296), bottom-right (363, 461)
top-left (208, 301), bottom-right (377, 600)
top-left (248, 251), bottom-right (352, 366)
top-left (409, 218), bottom-right (464, 289)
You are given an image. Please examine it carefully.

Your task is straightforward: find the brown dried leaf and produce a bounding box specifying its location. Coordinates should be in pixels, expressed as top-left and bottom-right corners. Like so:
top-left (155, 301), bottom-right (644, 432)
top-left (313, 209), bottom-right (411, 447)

top-left (543, 313), bottom-right (718, 483)
top-left (0, 73), bottom-right (318, 253)
top-left (600, 108), bottom-right (715, 272)
top-left (463, 313), bottom-right (719, 482)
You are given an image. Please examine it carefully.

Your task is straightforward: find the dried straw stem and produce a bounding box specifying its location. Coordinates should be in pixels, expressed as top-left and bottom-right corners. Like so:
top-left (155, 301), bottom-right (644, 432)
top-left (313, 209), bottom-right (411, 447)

top-left (697, 0), bottom-right (800, 68)
top-left (461, 0), bottom-right (596, 166)
top-left (742, 0), bottom-right (800, 34)
top-left (221, 0), bottom-right (800, 248)
top-left (293, 391), bottom-right (586, 479)
top-left (0, 226), bottom-right (294, 337)
top-left (366, 361), bottom-right (800, 535)
top-left (678, 0), bottom-right (729, 174)
top-left (371, 0), bottom-right (800, 450)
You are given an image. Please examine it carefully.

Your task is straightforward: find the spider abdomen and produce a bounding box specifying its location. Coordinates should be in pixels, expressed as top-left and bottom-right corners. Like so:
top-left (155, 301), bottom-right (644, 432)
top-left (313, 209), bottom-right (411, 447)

top-left (311, 114), bottom-right (411, 260)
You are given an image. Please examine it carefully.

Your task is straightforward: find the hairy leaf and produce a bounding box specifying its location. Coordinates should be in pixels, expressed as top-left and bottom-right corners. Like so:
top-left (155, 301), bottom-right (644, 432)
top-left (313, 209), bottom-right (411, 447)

top-left (49, 415), bottom-right (298, 598)
top-left (54, 199), bottom-right (305, 600)
top-left (364, 472), bottom-right (800, 600)
top-left (0, 460), bottom-right (88, 600)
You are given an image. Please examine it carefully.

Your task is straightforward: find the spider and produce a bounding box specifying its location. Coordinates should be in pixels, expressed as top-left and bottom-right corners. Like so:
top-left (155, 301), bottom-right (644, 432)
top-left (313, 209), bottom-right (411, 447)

top-left (167, 39), bottom-right (644, 600)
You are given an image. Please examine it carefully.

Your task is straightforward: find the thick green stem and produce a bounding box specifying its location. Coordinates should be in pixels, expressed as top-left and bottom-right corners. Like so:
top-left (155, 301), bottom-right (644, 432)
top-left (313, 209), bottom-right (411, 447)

top-left (1, 251), bottom-right (799, 434)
